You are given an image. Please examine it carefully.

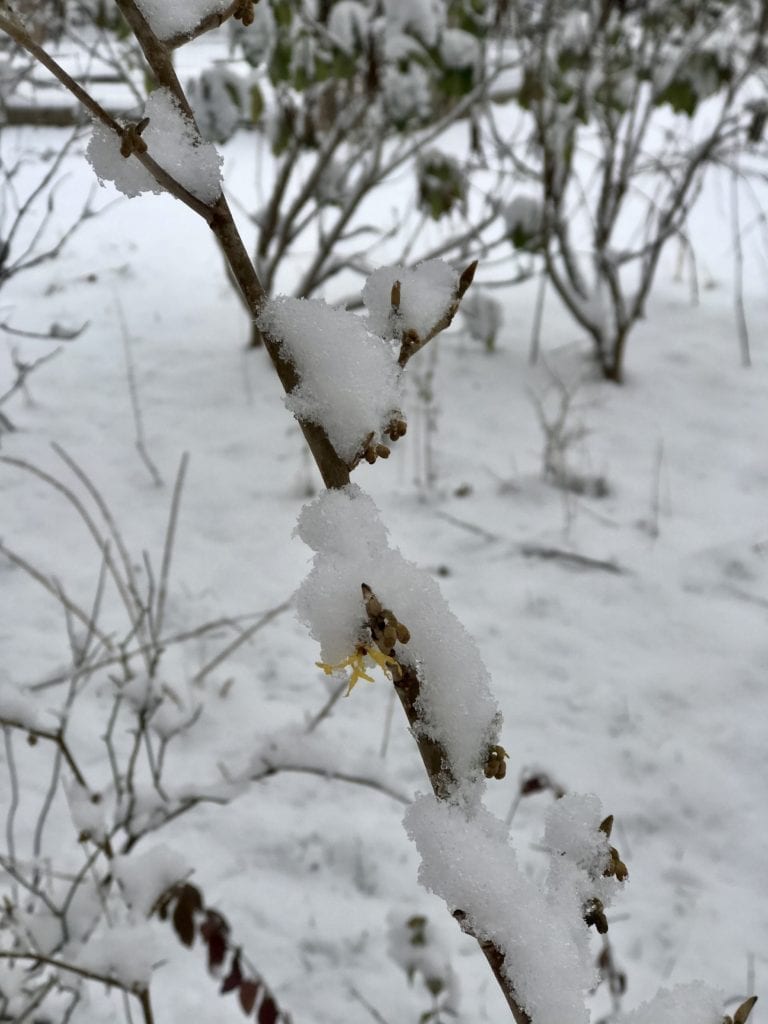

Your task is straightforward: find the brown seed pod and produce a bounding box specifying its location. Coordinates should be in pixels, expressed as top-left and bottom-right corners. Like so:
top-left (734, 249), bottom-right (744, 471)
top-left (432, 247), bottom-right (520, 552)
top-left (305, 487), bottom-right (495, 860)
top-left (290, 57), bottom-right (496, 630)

top-left (395, 622), bottom-right (410, 644)
top-left (375, 444), bottom-right (391, 459)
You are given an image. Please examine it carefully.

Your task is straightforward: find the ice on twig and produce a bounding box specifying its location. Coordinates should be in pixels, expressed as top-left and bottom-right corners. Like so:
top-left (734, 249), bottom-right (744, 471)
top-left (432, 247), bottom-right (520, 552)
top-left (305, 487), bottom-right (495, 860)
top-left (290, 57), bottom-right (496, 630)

top-left (363, 260), bottom-right (459, 340)
top-left (134, 0), bottom-right (230, 41)
top-left (405, 795), bottom-right (596, 1024)
top-left (296, 486), bottom-right (500, 794)
top-left (257, 297), bottom-right (403, 463)
top-left (87, 89), bottom-right (222, 203)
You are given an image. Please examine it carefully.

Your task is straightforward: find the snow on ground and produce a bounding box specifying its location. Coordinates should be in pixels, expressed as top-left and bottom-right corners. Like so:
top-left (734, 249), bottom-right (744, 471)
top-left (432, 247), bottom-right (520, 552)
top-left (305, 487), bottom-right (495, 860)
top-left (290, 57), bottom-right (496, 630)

top-left (0, 118), bottom-right (767, 1024)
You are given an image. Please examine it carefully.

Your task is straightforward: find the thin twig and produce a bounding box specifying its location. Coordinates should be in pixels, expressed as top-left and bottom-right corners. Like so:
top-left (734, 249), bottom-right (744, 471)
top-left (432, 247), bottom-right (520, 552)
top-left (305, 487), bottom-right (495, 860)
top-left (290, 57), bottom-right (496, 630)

top-left (154, 452), bottom-right (188, 641)
top-left (115, 296), bottom-right (163, 486)
top-left (192, 598), bottom-right (292, 685)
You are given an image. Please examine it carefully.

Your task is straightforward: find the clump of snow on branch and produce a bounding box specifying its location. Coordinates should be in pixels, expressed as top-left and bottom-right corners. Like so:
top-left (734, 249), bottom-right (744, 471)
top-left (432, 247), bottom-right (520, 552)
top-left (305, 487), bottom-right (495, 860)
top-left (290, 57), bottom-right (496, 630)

top-left (73, 922), bottom-right (160, 987)
top-left (504, 194), bottom-right (545, 240)
top-left (383, 0), bottom-right (444, 46)
top-left (363, 260), bottom-right (459, 340)
top-left (257, 298), bottom-right (403, 463)
top-left (405, 795), bottom-right (597, 1024)
top-left (296, 486), bottom-right (500, 793)
top-left (460, 289), bottom-right (503, 348)
top-left (440, 28), bottom-right (480, 70)
top-left (616, 982), bottom-right (725, 1024)
top-left (328, 0), bottom-right (369, 54)
top-left (87, 89), bottom-right (222, 203)
top-left (113, 845), bottom-right (191, 917)
top-left (544, 793), bottom-right (608, 862)
top-left (134, 0), bottom-right (230, 41)
top-left (383, 62), bottom-right (432, 125)
top-left (543, 794), bottom-right (620, 956)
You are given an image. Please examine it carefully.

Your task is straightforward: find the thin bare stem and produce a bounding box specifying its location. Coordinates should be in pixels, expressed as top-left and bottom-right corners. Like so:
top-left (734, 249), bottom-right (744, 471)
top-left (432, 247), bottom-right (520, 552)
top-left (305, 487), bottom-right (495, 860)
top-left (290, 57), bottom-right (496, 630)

top-left (115, 297), bottom-right (164, 486)
top-left (154, 452), bottom-right (188, 642)
top-left (192, 599), bottom-right (292, 685)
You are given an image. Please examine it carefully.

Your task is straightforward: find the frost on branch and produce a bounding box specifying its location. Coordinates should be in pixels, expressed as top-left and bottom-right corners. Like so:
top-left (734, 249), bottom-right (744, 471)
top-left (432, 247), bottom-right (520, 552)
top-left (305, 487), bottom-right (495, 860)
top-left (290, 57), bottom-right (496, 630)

top-left (405, 795), bottom-right (598, 1024)
top-left (134, 0), bottom-right (230, 41)
top-left (87, 89), bottom-right (222, 203)
top-left (363, 259), bottom-right (459, 341)
top-left (296, 486), bottom-right (500, 795)
top-left (257, 297), bottom-right (403, 464)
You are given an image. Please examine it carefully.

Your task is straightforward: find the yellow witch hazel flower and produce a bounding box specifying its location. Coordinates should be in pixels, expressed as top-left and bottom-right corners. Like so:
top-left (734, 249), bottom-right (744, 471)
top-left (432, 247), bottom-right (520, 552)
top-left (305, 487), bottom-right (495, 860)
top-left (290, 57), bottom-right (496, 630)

top-left (317, 645), bottom-right (399, 695)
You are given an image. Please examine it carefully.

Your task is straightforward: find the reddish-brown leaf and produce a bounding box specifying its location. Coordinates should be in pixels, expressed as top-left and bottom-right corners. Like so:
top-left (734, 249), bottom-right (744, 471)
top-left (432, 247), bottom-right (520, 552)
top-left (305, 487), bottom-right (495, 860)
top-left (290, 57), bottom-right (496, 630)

top-left (200, 910), bottom-right (229, 971)
top-left (258, 995), bottom-right (279, 1024)
top-left (239, 980), bottom-right (261, 1014)
top-left (221, 952), bottom-right (243, 994)
top-left (171, 884), bottom-right (202, 948)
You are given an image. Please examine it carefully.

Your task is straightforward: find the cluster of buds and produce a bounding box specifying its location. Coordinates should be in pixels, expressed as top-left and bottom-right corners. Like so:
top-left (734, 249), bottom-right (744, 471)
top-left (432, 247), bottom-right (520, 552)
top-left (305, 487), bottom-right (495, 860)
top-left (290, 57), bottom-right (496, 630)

top-left (600, 815), bottom-right (629, 882)
top-left (362, 583), bottom-right (410, 655)
top-left (359, 415), bottom-right (407, 467)
top-left (387, 416), bottom-right (407, 442)
top-left (583, 896), bottom-right (609, 934)
top-left (483, 744), bottom-right (509, 780)
top-left (363, 438), bottom-right (392, 465)
top-left (233, 0), bottom-right (256, 26)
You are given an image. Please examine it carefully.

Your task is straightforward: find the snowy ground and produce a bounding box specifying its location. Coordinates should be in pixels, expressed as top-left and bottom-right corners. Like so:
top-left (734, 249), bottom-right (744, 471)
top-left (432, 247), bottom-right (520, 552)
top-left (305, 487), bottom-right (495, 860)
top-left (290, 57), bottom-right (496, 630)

top-left (1, 114), bottom-right (767, 1024)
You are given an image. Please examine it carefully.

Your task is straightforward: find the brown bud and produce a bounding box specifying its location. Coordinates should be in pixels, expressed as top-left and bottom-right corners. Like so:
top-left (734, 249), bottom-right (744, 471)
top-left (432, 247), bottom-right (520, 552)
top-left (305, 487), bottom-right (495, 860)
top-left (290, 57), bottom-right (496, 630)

top-left (599, 814), bottom-right (614, 838)
top-left (364, 447), bottom-right (377, 465)
top-left (395, 622), bottom-right (411, 644)
top-left (584, 898), bottom-right (608, 934)
top-left (382, 625), bottom-right (398, 649)
top-left (458, 259), bottom-right (478, 297)
top-left (362, 584), bottom-right (382, 617)
top-left (483, 744), bottom-right (509, 779)
top-left (734, 996), bottom-right (758, 1024)
top-left (375, 444), bottom-right (391, 459)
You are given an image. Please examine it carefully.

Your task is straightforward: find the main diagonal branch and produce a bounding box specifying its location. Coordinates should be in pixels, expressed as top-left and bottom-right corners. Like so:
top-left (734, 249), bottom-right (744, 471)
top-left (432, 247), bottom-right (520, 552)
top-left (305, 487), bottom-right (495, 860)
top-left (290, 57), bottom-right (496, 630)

top-left (0, 5), bottom-right (521, 1018)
